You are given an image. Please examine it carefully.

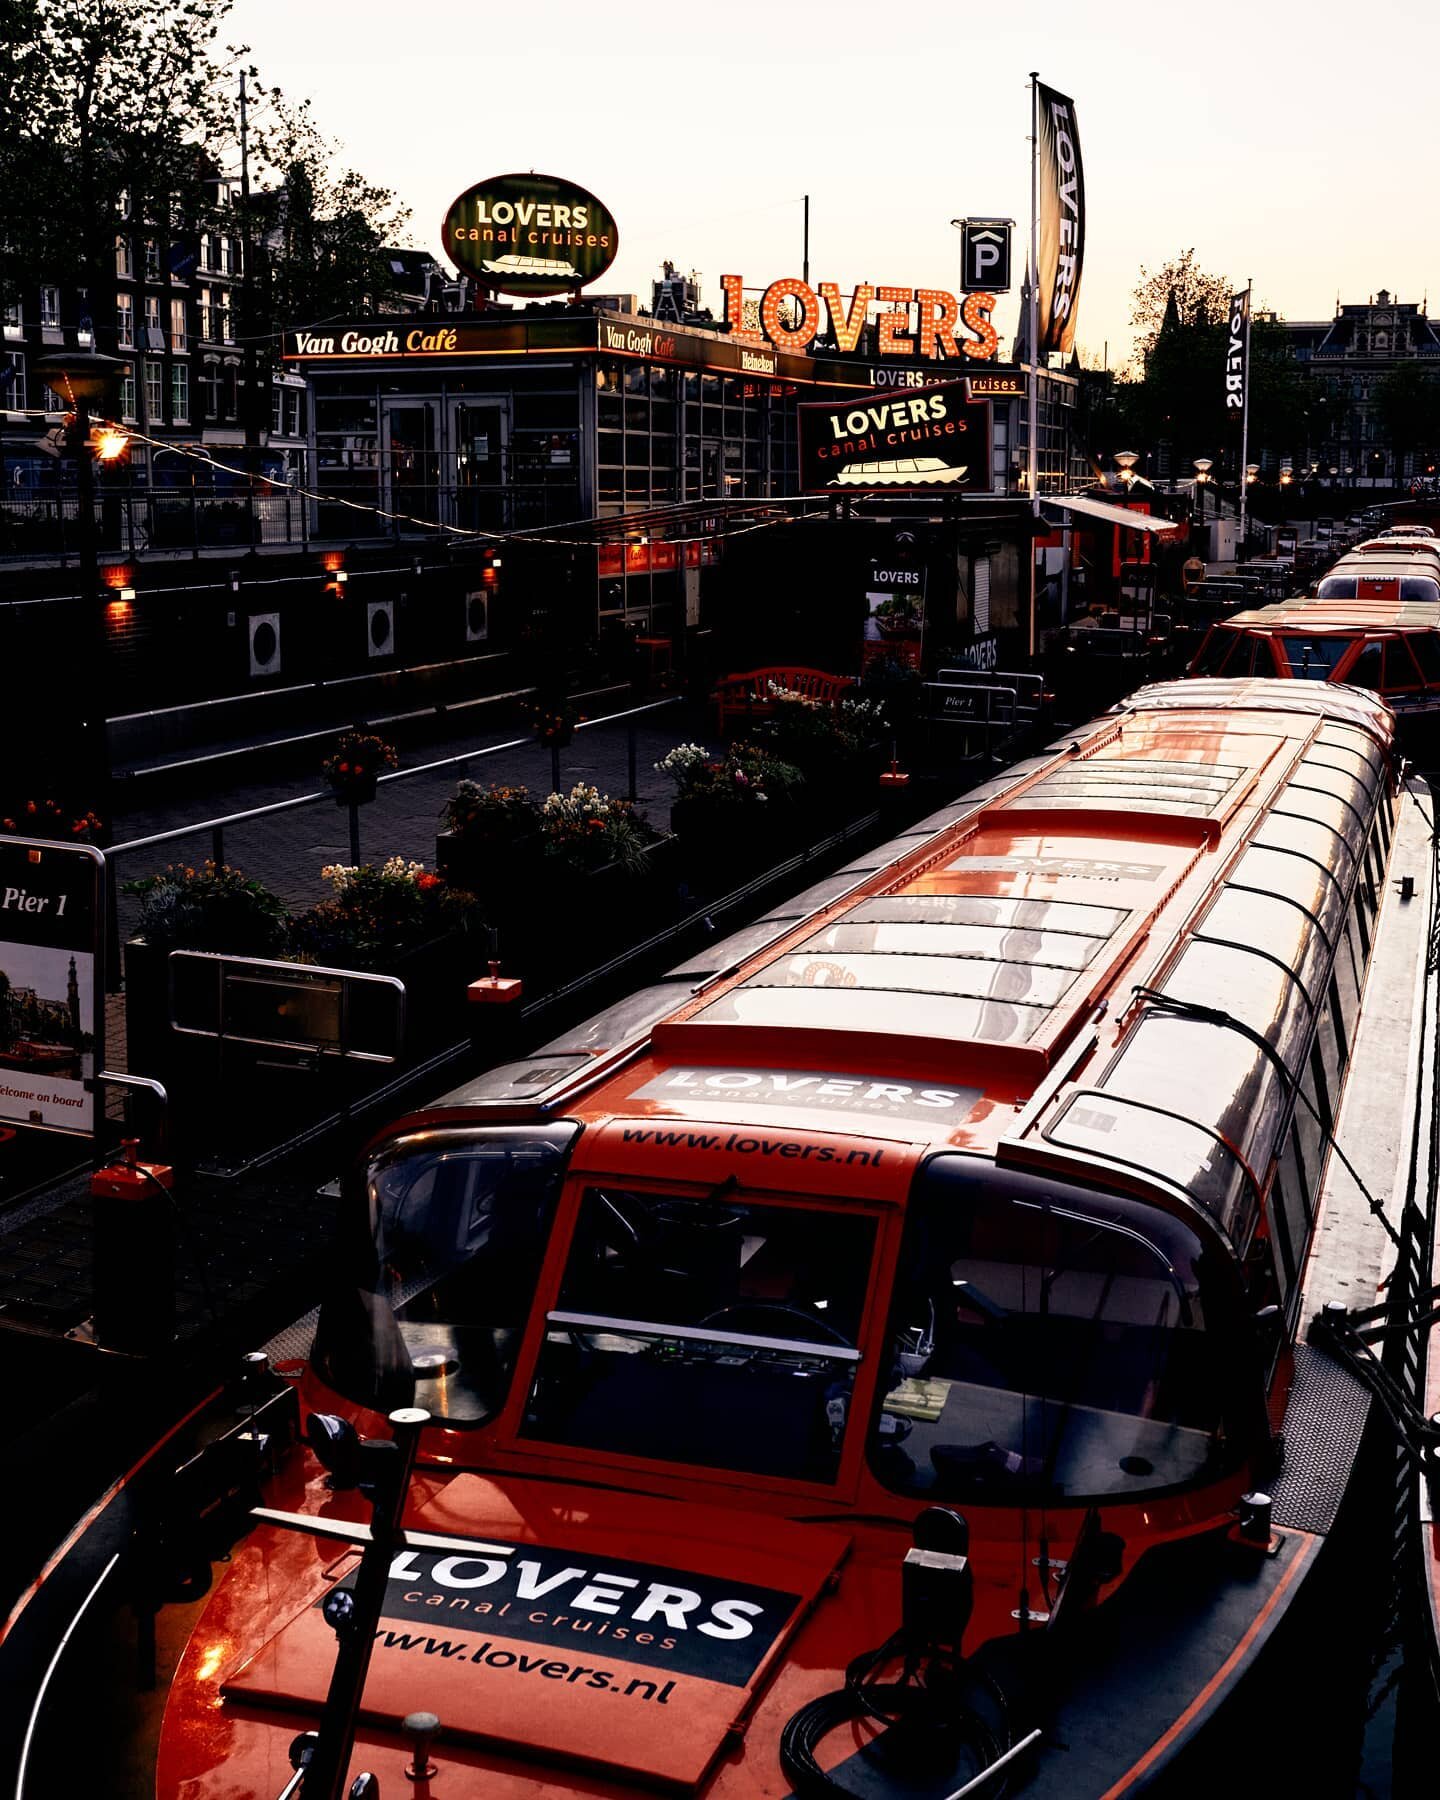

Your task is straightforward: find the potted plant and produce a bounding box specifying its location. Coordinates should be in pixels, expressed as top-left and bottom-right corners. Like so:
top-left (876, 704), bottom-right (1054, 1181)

top-left (435, 781), bottom-right (542, 891)
top-left (289, 858), bottom-right (485, 1049)
top-left (322, 731), bottom-right (397, 806)
top-left (120, 861), bottom-right (291, 1082)
top-left (2, 798), bottom-right (105, 843)
top-left (657, 740), bottom-right (805, 885)
top-left (525, 698), bottom-right (581, 749)
top-left (538, 783), bottom-right (653, 875)
top-left (750, 686), bottom-right (887, 820)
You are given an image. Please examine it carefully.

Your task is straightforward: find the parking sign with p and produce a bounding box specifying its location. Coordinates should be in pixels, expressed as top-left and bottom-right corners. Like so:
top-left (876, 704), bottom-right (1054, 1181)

top-left (960, 219), bottom-right (1013, 294)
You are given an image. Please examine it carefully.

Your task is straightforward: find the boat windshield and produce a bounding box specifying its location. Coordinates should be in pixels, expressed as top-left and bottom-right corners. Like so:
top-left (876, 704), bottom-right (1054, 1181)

top-left (312, 1124), bottom-right (576, 1423)
top-left (1277, 634), bottom-right (1354, 679)
top-left (522, 1187), bottom-right (876, 1484)
top-left (869, 1158), bottom-right (1238, 1502)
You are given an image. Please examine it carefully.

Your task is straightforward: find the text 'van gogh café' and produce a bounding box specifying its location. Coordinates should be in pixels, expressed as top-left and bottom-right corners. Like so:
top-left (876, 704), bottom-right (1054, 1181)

top-left (282, 172), bottom-right (1106, 669)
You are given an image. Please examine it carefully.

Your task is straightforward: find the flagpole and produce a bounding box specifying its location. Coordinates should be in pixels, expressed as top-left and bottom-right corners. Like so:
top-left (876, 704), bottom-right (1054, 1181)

top-left (1027, 72), bottom-right (1040, 519)
top-left (1238, 277), bottom-right (1253, 563)
top-left (1027, 72), bottom-right (1040, 660)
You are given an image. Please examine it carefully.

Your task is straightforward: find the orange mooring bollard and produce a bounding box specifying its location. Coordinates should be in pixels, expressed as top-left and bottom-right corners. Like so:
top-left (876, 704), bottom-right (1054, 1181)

top-left (90, 1138), bottom-right (176, 1353)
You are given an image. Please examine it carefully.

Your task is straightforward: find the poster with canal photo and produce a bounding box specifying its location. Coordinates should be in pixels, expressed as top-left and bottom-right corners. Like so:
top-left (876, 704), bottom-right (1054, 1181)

top-left (0, 838), bottom-right (101, 1136)
top-left (0, 942), bottom-right (96, 1131)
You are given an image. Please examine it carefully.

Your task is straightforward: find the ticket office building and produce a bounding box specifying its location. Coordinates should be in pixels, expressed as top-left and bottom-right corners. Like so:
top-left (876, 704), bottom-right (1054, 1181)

top-left (286, 310), bottom-right (1047, 637)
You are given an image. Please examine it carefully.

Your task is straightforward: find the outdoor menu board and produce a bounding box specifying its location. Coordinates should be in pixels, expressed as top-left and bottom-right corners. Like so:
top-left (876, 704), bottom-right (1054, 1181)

top-left (0, 837), bottom-right (102, 1136)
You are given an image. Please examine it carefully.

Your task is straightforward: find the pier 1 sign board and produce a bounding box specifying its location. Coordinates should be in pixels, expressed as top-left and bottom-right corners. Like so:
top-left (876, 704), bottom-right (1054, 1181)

top-left (0, 838), bottom-right (102, 1136)
top-left (798, 378), bottom-right (989, 493)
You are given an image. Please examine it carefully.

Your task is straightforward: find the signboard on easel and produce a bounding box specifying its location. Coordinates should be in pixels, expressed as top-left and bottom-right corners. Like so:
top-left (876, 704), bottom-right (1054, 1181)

top-left (0, 837), bottom-right (103, 1137)
top-left (862, 554), bottom-right (926, 674)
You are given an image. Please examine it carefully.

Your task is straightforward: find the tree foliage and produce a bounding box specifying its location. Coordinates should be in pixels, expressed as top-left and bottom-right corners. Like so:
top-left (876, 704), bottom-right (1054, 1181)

top-left (247, 92), bottom-right (410, 359)
top-left (1117, 251), bottom-right (1309, 474)
top-left (0, 0), bottom-right (237, 313)
top-left (1129, 249), bottom-right (1234, 363)
top-left (0, 0), bottom-right (406, 351)
top-left (1374, 363), bottom-right (1440, 463)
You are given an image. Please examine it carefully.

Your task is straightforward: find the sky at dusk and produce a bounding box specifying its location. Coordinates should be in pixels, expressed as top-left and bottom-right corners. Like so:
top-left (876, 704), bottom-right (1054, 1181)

top-left (223, 0), bottom-right (1438, 367)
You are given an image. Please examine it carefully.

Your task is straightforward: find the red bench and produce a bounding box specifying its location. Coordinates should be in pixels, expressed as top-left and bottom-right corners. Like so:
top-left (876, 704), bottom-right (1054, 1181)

top-left (712, 666), bottom-right (855, 732)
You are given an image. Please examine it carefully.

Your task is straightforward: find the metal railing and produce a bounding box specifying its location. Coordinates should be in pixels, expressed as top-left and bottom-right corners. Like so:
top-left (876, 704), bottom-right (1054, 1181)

top-left (0, 453), bottom-right (591, 562)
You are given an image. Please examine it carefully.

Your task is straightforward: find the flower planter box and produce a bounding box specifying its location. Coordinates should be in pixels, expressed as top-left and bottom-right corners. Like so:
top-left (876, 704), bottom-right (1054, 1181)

top-left (122, 937), bottom-right (177, 1088)
top-left (329, 774), bottom-right (379, 807)
top-left (670, 795), bottom-right (799, 885)
top-left (482, 835), bottom-right (681, 981)
top-left (434, 828), bottom-right (544, 896)
top-left (379, 918), bottom-right (486, 1052)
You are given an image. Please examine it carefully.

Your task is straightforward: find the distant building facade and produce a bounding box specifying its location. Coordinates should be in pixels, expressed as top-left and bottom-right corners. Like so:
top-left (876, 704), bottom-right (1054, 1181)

top-left (1280, 290), bottom-right (1440, 483)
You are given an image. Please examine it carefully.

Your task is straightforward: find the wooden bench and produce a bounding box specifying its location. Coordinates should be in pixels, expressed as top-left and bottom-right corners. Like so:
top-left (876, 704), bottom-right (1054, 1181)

top-left (712, 666), bottom-right (855, 732)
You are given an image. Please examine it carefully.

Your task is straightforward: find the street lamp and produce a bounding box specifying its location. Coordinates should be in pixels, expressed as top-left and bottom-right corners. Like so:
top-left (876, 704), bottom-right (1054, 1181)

top-left (1193, 457), bottom-right (1213, 524)
top-left (1246, 463), bottom-right (1260, 484)
top-left (1113, 450), bottom-right (1139, 489)
top-left (34, 351), bottom-right (126, 834)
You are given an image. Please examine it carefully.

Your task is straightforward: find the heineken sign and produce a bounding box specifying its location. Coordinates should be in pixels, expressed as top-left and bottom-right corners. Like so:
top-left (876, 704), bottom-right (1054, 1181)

top-left (444, 172), bottom-right (619, 297)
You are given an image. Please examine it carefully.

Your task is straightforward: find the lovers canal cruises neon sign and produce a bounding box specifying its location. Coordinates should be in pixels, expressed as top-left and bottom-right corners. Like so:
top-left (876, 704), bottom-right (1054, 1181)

top-left (720, 274), bottom-right (1000, 363)
top-left (444, 173), bottom-right (620, 298)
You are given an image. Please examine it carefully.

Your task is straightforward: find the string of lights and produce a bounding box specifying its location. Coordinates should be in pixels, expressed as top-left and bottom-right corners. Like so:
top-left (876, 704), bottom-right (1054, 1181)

top-left (94, 422), bottom-right (835, 554)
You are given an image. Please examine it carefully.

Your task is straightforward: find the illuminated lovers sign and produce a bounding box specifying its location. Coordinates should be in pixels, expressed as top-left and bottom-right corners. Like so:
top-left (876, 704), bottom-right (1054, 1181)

top-left (722, 275), bottom-right (998, 362)
top-left (797, 378), bottom-right (989, 492)
top-left (444, 172), bottom-right (619, 297)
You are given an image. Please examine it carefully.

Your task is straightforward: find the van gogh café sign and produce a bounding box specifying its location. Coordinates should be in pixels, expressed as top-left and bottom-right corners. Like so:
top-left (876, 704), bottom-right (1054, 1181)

top-left (284, 173), bottom-right (1015, 389)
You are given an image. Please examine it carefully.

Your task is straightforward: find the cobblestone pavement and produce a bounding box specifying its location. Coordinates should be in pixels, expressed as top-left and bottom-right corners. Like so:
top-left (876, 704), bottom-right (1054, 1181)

top-left (107, 699), bottom-right (696, 937)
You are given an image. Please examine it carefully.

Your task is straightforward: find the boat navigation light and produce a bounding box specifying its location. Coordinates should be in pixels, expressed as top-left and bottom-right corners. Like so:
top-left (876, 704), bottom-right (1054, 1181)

top-left (1235, 1491), bottom-right (1274, 1547)
top-left (403, 1711), bottom-right (440, 1781)
top-left (322, 1589), bottom-right (358, 1635)
top-left (307, 1412), bottom-right (364, 1490)
top-left (274, 1733), bottom-right (318, 1800)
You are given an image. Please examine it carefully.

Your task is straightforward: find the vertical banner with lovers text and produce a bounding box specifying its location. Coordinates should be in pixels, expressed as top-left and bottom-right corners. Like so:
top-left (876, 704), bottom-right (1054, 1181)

top-left (1225, 288), bottom-right (1251, 415)
top-left (1036, 84), bottom-right (1085, 356)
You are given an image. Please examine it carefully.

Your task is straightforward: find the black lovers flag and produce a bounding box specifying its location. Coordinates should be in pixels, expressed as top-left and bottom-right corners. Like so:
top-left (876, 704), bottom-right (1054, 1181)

top-left (1036, 84), bottom-right (1085, 357)
top-left (1225, 288), bottom-right (1251, 416)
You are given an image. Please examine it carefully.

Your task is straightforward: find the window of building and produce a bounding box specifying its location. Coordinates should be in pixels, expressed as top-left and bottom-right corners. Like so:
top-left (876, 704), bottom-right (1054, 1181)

top-left (144, 294), bottom-right (161, 344)
top-left (170, 297), bottom-right (187, 351)
top-left (200, 360), bottom-right (222, 421)
top-left (145, 239), bottom-right (161, 280)
top-left (271, 385), bottom-right (283, 434)
top-left (2, 296), bottom-right (20, 337)
top-left (286, 389), bottom-right (304, 437)
top-left (116, 236), bottom-right (133, 278)
top-left (40, 287), bottom-right (60, 329)
top-left (1, 352), bottom-right (24, 409)
top-left (219, 295), bottom-right (233, 343)
top-left (222, 361), bottom-right (238, 418)
top-left (144, 359), bottom-right (164, 423)
top-left (171, 361), bottom-right (189, 424)
top-left (120, 368), bottom-right (137, 422)
top-left (199, 232), bottom-right (211, 272)
top-left (116, 292), bottom-right (134, 347)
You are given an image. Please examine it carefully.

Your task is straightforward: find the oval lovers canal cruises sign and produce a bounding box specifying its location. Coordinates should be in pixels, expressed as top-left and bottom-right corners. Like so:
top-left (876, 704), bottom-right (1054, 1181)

top-left (443, 172), bottom-right (619, 297)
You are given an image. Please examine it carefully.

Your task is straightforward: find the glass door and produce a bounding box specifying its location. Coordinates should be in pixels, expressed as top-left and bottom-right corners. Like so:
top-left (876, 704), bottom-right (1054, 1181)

top-left (453, 399), bottom-right (510, 531)
top-left (381, 399), bottom-right (440, 525)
